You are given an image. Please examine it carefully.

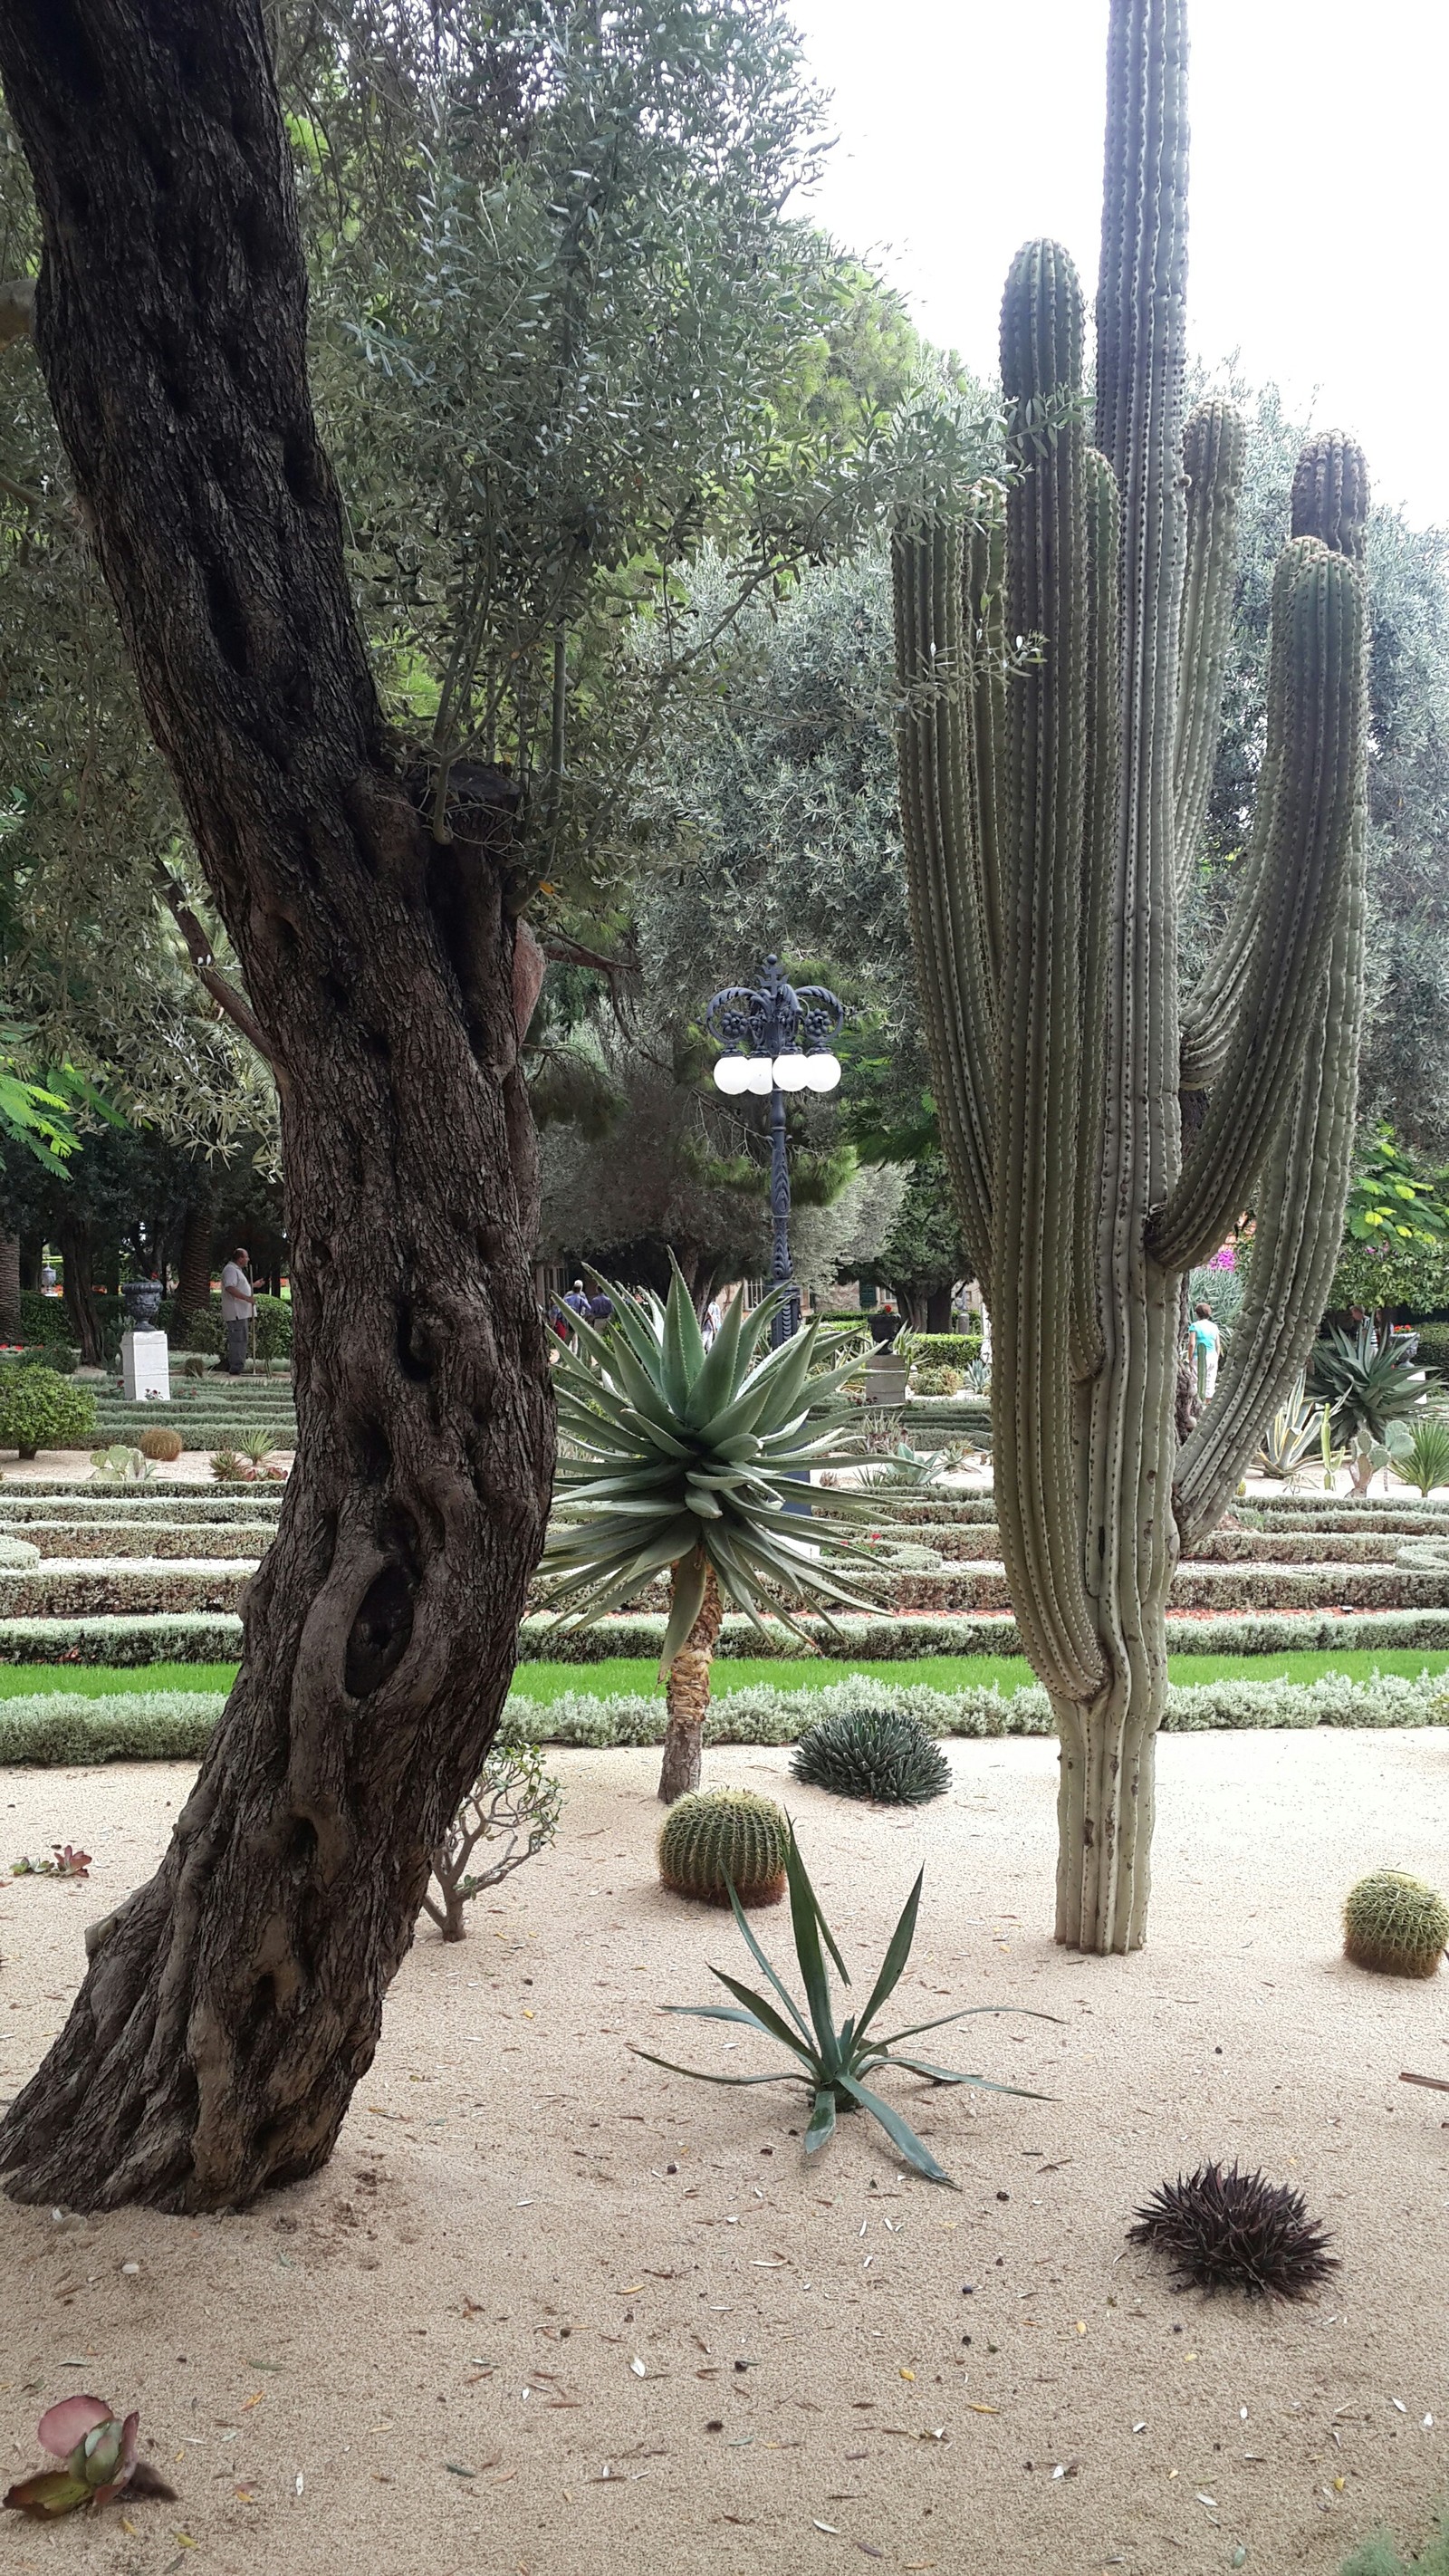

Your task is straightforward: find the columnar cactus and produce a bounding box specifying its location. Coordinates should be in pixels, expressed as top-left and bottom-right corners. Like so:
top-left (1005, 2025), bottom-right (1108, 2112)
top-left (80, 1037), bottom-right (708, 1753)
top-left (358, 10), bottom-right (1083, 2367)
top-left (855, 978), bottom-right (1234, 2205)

top-left (893, 0), bottom-right (1369, 1951)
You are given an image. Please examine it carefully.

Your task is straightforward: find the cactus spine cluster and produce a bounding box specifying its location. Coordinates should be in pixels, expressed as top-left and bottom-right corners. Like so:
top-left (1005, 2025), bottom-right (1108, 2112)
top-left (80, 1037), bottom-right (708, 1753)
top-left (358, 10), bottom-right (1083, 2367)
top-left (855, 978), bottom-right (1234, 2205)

top-left (892, 0), bottom-right (1369, 1952)
top-left (657, 1788), bottom-right (790, 1908)
top-left (1343, 1870), bottom-right (1449, 1979)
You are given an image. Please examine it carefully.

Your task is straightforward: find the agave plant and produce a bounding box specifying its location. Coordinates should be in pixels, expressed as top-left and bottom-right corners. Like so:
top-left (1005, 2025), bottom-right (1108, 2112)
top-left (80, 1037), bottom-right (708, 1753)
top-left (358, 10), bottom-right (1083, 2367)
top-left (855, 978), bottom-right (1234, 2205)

top-left (633, 1827), bottom-right (1052, 2186)
top-left (542, 1269), bottom-right (877, 1800)
top-left (857, 1442), bottom-right (956, 1491)
top-left (1397, 1416), bottom-right (1449, 1499)
top-left (1308, 1324), bottom-right (1428, 1445)
top-left (1255, 1377), bottom-right (1320, 1479)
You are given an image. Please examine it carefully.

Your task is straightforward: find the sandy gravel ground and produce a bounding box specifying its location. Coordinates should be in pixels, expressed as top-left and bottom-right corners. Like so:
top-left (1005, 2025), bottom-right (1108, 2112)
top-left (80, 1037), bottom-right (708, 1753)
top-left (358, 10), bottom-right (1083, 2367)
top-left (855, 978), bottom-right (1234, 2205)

top-left (2, 1731), bottom-right (1449, 2575)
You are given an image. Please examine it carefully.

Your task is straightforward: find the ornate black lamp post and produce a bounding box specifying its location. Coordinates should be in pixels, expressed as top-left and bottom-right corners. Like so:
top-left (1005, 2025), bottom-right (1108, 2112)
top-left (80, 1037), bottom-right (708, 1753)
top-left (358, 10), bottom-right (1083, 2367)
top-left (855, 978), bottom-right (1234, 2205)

top-left (705, 954), bottom-right (844, 1343)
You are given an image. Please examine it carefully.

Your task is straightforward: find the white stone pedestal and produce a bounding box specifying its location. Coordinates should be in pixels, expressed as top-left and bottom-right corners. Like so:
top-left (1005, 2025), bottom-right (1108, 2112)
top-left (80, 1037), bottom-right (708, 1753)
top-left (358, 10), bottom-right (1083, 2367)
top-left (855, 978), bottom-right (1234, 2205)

top-left (121, 1329), bottom-right (170, 1402)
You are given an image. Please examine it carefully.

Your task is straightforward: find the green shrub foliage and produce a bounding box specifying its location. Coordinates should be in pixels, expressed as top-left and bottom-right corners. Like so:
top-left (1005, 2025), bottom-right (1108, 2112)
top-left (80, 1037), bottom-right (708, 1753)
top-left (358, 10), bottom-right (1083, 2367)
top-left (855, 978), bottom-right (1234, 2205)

top-left (0, 1366), bottom-right (96, 1457)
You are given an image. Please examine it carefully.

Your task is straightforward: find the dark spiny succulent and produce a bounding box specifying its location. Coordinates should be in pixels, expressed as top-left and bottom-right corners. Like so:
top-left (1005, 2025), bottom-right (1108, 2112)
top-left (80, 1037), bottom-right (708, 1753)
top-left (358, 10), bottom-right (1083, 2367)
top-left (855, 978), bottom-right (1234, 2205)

top-left (1128, 2160), bottom-right (1338, 2299)
top-left (792, 1706), bottom-right (951, 1806)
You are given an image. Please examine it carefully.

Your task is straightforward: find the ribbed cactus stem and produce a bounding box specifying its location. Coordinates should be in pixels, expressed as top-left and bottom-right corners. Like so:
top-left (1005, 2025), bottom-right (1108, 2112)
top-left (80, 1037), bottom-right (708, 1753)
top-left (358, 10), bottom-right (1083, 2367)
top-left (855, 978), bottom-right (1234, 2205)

top-left (891, 0), bottom-right (1368, 1956)
top-left (892, 514), bottom-right (997, 1293)
top-left (1292, 431), bottom-right (1369, 561)
top-left (995, 239), bottom-right (1103, 1705)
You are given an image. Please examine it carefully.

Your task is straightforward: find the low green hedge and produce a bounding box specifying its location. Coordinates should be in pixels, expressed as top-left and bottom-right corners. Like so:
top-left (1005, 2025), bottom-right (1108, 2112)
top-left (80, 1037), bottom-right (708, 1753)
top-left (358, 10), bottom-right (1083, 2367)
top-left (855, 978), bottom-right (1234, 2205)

top-left (0, 1611), bottom-right (244, 1661)
top-left (518, 1606), bottom-right (1449, 1662)
top-left (13, 1600), bottom-right (1449, 1673)
top-left (0, 1486), bottom-right (283, 1519)
top-left (0, 1491), bottom-right (283, 1524)
top-left (6, 1666), bottom-right (1449, 1765)
top-left (0, 1561), bottom-right (256, 1618)
top-left (894, 1563), bottom-right (1449, 1613)
top-left (5, 1520), bottom-right (277, 1562)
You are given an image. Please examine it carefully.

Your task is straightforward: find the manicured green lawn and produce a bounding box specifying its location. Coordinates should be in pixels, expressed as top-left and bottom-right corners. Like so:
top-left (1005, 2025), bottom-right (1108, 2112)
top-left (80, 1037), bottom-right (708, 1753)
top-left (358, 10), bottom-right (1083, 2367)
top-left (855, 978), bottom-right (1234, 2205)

top-left (5, 1648), bottom-right (1449, 1703)
top-left (0, 1662), bottom-right (241, 1698)
top-left (512, 1648), bottom-right (1449, 1699)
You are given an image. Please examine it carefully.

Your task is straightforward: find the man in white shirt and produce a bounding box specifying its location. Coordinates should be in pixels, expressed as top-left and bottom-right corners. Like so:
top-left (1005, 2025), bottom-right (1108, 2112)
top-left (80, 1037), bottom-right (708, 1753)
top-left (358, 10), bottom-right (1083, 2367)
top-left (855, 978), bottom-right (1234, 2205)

top-left (220, 1246), bottom-right (255, 1376)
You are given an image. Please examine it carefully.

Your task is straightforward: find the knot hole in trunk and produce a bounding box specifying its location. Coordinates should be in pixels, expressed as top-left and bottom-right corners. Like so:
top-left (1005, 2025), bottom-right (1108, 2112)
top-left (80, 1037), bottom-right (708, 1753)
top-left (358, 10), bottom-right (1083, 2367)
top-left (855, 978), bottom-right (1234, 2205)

top-left (345, 1560), bottom-right (417, 1697)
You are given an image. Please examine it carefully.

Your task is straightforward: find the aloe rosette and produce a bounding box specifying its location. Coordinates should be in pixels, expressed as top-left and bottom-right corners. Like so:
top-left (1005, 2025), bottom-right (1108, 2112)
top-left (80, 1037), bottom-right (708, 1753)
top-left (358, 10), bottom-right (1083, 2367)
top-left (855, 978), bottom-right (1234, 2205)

top-left (542, 1267), bottom-right (878, 1801)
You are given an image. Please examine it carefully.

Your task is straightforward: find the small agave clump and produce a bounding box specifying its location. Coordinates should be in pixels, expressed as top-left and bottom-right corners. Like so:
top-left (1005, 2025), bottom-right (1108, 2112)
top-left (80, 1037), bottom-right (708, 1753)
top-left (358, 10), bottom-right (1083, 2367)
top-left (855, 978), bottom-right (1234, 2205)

top-left (3, 2394), bottom-right (174, 2517)
top-left (1343, 1870), bottom-right (1449, 1979)
top-left (792, 1706), bottom-right (951, 1807)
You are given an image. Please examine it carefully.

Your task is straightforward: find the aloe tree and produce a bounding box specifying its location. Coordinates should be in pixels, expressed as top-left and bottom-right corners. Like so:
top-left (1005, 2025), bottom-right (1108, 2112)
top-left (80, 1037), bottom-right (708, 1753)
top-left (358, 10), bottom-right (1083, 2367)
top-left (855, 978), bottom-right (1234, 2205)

top-left (892, 0), bottom-right (1369, 1950)
top-left (543, 1273), bottom-right (873, 1801)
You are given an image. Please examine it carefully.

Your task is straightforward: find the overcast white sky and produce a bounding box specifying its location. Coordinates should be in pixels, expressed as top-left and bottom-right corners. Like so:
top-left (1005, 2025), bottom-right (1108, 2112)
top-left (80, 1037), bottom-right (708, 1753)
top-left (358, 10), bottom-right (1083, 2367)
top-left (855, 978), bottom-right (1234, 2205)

top-left (788, 0), bottom-right (1447, 528)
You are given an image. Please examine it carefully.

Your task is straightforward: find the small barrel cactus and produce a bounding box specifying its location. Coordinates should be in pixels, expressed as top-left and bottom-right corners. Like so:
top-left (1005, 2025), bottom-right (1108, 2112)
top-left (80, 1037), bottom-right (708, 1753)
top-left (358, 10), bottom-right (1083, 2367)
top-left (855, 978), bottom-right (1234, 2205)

top-left (1343, 1870), bottom-right (1449, 1978)
top-left (792, 1706), bottom-right (952, 1806)
top-left (139, 1426), bottom-right (184, 1462)
top-left (658, 1788), bottom-right (790, 1908)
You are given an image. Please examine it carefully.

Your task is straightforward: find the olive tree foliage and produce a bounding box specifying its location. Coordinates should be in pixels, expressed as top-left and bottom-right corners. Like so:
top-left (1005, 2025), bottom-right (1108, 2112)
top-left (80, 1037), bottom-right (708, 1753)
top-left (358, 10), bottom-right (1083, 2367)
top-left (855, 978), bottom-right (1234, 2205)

top-left (0, 0), bottom-right (945, 1162)
top-left (0, 295), bottom-right (277, 1157)
top-left (629, 543), bottom-right (962, 1154)
top-left (276, 0), bottom-right (947, 903)
top-left (1189, 374), bottom-right (1449, 1154)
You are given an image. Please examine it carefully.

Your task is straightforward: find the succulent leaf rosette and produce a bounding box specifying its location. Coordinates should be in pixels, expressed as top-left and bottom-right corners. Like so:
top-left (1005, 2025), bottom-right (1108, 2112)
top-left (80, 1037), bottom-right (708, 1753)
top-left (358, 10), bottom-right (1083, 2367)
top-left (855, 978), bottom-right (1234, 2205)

top-left (5, 2396), bottom-right (140, 2515)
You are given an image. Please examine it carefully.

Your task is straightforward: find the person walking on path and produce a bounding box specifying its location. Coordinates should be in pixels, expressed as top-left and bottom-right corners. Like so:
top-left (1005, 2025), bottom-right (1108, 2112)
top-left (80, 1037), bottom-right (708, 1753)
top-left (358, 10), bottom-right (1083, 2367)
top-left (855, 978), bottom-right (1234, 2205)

top-left (220, 1245), bottom-right (255, 1376)
top-left (1189, 1301), bottom-right (1222, 1401)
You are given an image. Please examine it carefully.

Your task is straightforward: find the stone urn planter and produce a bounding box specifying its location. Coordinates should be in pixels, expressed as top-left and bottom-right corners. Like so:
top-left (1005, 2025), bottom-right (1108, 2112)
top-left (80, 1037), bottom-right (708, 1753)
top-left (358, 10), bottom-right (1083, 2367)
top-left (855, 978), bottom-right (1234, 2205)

top-left (121, 1281), bottom-right (163, 1328)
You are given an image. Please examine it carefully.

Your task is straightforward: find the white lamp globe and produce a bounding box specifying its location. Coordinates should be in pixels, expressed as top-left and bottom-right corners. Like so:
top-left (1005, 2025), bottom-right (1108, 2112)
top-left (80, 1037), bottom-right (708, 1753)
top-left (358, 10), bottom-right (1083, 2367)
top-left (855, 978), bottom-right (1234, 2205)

top-left (804, 1052), bottom-right (842, 1092)
top-left (772, 1052), bottom-right (810, 1091)
top-left (744, 1056), bottom-right (774, 1095)
top-left (713, 1054), bottom-right (751, 1095)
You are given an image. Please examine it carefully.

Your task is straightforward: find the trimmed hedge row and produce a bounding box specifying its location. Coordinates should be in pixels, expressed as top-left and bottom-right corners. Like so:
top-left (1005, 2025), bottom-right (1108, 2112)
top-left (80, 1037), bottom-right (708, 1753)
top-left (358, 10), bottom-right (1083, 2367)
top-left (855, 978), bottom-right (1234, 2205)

top-left (5, 1521), bottom-right (277, 1562)
top-left (517, 1606), bottom-right (1449, 1663)
top-left (0, 1612), bottom-right (244, 1662)
top-left (894, 1563), bottom-right (1449, 1614)
top-left (0, 1492), bottom-right (283, 1524)
top-left (0, 1562), bottom-right (256, 1620)
top-left (13, 1597), bottom-right (1449, 1673)
top-left (6, 1667), bottom-right (1449, 1766)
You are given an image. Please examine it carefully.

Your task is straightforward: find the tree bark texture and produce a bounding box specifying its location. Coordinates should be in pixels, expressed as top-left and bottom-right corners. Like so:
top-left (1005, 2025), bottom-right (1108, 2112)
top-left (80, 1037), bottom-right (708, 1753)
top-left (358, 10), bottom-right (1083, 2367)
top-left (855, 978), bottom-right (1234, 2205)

top-left (175, 1197), bottom-right (214, 1329)
top-left (657, 1561), bottom-right (722, 1803)
top-left (0, 1232), bottom-right (20, 1341)
top-left (0, 0), bottom-right (553, 2210)
top-left (57, 1217), bottom-right (102, 1365)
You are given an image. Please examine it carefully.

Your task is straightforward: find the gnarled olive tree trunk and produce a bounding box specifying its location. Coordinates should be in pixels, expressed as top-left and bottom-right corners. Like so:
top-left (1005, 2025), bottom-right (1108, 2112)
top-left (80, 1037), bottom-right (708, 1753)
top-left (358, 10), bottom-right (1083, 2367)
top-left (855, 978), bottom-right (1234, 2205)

top-left (0, 0), bottom-right (553, 2210)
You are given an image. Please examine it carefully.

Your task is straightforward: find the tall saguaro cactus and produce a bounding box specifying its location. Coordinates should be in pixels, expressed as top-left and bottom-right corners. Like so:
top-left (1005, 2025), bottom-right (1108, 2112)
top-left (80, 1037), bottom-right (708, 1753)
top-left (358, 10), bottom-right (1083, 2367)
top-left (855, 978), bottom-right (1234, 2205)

top-left (893, 0), bottom-right (1369, 1952)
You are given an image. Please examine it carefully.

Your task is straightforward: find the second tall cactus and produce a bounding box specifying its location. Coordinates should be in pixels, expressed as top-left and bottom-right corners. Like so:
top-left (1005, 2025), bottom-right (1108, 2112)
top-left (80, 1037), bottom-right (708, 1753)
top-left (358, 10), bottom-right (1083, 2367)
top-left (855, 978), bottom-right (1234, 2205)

top-left (893, 0), bottom-right (1369, 1952)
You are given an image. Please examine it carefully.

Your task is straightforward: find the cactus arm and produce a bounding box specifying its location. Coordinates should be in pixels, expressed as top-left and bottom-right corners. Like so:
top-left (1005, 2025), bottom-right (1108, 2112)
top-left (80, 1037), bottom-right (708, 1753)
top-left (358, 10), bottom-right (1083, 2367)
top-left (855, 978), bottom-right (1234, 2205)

top-left (993, 238), bottom-right (1104, 1705)
top-left (1173, 399), bottom-right (1246, 891)
top-left (1151, 537), bottom-right (1367, 1273)
top-left (965, 484), bottom-right (1009, 994)
top-left (1180, 433), bottom-right (1369, 1094)
top-left (1071, 447), bottom-right (1121, 1384)
top-left (1291, 430), bottom-right (1369, 562)
top-left (892, 514), bottom-right (996, 1293)
top-left (1174, 879), bottom-right (1366, 1550)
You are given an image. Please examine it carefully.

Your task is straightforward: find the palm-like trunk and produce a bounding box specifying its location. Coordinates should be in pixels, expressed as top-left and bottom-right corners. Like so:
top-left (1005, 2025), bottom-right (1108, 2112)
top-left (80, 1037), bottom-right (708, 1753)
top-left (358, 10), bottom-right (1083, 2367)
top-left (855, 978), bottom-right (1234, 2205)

top-left (174, 1199), bottom-right (214, 1337)
top-left (658, 1560), bottom-right (722, 1803)
top-left (0, 1232), bottom-right (20, 1342)
top-left (0, 0), bottom-right (552, 2211)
